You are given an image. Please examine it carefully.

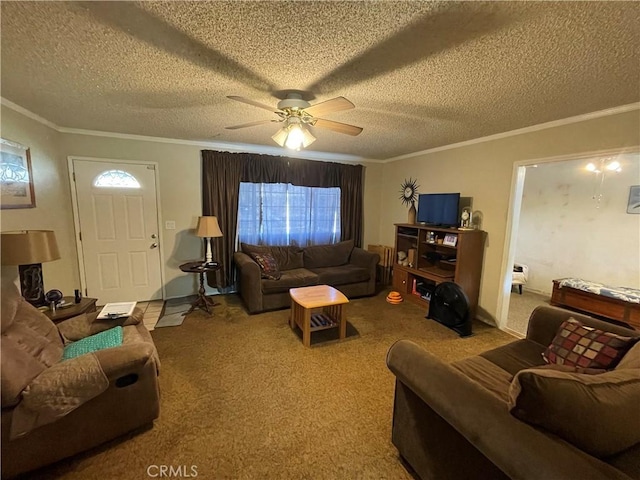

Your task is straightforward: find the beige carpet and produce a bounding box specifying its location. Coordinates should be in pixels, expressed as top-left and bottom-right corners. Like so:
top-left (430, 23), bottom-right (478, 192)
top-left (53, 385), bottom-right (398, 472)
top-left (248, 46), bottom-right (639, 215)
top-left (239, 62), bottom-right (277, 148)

top-left (506, 290), bottom-right (552, 335)
top-left (31, 290), bottom-right (515, 480)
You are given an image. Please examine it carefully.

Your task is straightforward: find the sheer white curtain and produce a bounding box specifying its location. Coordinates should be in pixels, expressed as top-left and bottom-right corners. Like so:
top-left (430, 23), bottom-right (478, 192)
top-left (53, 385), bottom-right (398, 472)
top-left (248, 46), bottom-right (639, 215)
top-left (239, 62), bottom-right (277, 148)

top-left (238, 182), bottom-right (341, 246)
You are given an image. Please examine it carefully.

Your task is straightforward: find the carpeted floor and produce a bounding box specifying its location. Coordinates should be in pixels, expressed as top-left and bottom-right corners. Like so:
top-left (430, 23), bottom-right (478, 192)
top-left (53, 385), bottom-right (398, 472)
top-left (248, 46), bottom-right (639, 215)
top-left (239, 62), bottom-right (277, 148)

top-left (506, 290), bottom-right (552, 335)
top-left (31, 289), bottom-right (515, 480)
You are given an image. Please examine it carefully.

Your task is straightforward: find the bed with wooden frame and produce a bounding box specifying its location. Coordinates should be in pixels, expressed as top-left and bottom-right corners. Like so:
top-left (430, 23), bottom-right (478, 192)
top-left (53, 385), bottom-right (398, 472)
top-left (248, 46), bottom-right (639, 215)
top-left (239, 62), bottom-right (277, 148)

top-left (551, 278), bottom-right (640, 330)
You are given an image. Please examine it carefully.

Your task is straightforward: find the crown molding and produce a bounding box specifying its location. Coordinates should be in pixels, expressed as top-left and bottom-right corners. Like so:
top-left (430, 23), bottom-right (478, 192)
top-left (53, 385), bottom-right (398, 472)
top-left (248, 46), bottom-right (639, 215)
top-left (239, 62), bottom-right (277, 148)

top-left (385, 102), bottom-right (640, 163)
top-left (3, 96), bottom-right (636, 164)
top-left (1, 97), bottom-right (371, 163)
top-left (56, 126), bottom-right (368, 163)
top-left (1, 97), bottom-right (59, 130)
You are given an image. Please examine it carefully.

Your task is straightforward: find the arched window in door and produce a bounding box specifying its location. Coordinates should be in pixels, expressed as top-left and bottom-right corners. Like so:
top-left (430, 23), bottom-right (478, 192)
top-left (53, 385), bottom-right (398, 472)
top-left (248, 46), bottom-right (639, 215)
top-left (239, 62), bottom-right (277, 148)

top-left (93, 169), bottom-right (141, 188)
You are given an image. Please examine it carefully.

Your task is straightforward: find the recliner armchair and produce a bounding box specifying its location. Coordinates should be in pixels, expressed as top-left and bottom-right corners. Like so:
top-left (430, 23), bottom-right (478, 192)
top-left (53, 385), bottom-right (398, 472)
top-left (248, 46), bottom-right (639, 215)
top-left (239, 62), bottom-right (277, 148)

top-left (1, 283), bottom-right (161, 478)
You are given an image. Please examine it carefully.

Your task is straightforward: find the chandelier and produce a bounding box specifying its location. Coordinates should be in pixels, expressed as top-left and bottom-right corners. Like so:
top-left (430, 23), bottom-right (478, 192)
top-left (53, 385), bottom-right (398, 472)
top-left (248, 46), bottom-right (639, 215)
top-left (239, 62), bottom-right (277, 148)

top-left (586, 157), bottom-right (622, 207)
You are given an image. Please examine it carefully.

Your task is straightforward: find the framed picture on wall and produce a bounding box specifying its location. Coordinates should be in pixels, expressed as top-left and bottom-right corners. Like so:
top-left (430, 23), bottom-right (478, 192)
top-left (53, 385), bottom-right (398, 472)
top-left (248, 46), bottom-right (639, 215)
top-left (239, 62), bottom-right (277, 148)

top-left (0, 138), bottom-right (35, 209)
top-left (628, 185), bottom-right (640, 214)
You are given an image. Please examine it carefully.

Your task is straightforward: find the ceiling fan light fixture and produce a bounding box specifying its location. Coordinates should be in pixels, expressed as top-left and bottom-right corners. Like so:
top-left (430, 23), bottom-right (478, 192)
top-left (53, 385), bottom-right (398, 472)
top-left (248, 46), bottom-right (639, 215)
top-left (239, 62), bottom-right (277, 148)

top-left (271, 127), bottom-right (289, 147)
top-left (276, 93), bottom-right (310, 111)
top-left (300, 127), bottom-right (316, 148)
top-left (272, 122), bottom-right (316, 151)
top-left (228, 93), bottom-right (361, 146)
top-left (285, 124), bottom-right (306, 150)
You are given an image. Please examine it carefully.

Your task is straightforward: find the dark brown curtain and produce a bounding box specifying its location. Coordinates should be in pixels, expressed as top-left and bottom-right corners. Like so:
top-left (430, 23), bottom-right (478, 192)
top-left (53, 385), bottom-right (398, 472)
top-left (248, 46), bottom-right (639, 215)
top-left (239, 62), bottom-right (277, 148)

top-left (339, 163), bottom-right (364, 244)
top-left (201, 151), bottom-right (243, 289)
top-left (202, 151), bottom-right (364, 287)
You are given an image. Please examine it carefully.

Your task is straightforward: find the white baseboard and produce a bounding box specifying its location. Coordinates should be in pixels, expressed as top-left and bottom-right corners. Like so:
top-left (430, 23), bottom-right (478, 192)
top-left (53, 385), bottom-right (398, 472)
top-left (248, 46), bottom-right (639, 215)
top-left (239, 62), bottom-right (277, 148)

top-left (502, 326), bottom-right (525, 339)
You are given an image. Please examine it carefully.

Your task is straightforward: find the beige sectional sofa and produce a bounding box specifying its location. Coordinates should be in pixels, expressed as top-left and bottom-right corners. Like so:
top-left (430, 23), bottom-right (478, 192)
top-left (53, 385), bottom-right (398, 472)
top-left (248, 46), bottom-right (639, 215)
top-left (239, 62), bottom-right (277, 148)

top-left (233, 240), bottom-right (379, 313)
top-left (387, 305), bottom-right (640, 480)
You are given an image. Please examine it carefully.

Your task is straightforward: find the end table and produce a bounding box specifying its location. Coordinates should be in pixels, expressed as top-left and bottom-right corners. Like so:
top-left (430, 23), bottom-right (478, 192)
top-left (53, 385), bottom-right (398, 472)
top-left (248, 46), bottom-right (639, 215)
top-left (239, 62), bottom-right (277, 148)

top-left (43, 296), bottom-right (98, 323)
top-left (179, 261), bottom-right (222, 315)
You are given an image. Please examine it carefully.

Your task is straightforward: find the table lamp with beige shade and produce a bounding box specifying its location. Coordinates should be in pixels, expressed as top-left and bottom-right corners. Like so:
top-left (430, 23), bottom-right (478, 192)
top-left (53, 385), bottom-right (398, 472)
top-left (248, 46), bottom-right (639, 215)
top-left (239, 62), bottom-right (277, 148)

top-left (1, 230), bottom-right (60, 306)
top-left (196, 216), bottom-right (223, 265)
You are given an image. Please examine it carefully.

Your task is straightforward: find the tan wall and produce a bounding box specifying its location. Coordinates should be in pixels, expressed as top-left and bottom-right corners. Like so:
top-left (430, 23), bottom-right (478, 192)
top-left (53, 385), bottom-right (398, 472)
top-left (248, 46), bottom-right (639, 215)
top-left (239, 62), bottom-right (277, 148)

top-left (1, 105), bottom-right (383, 299)
top-left (0, 107), bottom-right (78, 293)
top-left (379, 109), bottom-right (640, 325)
top-left (5, 101), bottom-right (636, 315)
top-left (362, 160), bottom-right (384, 251)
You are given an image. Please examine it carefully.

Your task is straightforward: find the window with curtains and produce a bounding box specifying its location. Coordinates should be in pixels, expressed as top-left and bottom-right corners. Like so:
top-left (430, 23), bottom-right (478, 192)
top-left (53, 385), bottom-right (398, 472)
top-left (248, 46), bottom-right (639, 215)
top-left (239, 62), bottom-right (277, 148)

top-left (237, 182), bottom-right (341, 246)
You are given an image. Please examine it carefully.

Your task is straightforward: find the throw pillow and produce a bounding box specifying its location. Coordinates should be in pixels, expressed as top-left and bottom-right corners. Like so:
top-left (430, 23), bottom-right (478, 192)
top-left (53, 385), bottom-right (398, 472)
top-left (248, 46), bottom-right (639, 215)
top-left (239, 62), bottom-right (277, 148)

top-left (250, 252), bottom-right (281, 280)
top-left (62, 326), bottom-right (123, 360)
top-left (241, 243), bottom-right (303, 271)
top-left (508, 366), bottom-right (640, 457)
top-left (543, 318), bottom-right (638, 370)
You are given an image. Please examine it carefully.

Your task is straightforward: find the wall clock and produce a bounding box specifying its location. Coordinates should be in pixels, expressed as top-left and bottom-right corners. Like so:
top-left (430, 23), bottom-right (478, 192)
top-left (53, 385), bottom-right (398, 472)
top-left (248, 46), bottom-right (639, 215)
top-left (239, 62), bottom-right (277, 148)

top-left (399, 178), bottom-right (419, 207)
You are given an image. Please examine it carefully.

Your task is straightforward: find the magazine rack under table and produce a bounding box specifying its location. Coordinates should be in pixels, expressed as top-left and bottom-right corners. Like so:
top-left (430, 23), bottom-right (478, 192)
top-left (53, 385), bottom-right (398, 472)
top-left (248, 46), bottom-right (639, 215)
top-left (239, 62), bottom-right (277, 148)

top-left (289, 285), bottom-right (349, 347)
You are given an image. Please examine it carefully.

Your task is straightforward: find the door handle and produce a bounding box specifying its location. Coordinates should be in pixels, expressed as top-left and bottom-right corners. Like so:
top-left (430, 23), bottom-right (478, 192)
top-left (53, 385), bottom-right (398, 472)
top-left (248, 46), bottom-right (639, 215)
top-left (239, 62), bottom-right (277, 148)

top-left (151, 233), bottom-right (157, 239)
top-left (150, 243), bottom-right (158, 249)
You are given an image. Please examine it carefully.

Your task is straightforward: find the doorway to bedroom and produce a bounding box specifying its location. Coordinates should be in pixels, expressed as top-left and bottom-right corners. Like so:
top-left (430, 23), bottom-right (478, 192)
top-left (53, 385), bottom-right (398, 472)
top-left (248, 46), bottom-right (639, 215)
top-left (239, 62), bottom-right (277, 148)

top-left (503, 149), bottom-right (640, 336)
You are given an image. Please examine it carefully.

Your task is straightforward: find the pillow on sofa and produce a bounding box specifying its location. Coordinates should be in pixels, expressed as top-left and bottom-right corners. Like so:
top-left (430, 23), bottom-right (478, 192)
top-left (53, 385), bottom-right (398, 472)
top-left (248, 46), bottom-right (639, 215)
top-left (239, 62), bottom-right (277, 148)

top-left (249, 252), bottom-right (281, 280)
top-left (241, 243), bottom-right (303, 271)
top-left (508, 366), bottom-right (640, 457)
top-left (543, 318), bottom-right (637, 370)
top-left (303, 239), bottom-right (354, 269)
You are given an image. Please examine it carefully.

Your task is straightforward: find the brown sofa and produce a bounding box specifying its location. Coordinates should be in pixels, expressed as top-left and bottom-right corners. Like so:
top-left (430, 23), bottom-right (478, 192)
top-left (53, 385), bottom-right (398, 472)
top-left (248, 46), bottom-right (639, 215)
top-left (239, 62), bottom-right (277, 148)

top-left (234, 240), bottom-right (379, 313)
top-left (1, 284), bottom-right (160, 478)
top-left (387, 306), bottom-right (640, 480)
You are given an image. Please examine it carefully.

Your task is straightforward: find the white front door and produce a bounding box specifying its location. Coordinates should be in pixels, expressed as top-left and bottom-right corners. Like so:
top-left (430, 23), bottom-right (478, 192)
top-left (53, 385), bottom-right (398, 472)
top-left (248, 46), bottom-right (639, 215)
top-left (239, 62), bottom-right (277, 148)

top-left (72, 159), bottom-right (162, 304)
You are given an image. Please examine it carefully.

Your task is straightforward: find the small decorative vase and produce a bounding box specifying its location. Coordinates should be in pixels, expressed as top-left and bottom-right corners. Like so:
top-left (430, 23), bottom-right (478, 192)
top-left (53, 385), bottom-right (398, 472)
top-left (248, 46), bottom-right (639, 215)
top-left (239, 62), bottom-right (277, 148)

top-left (408, 201), bottom-right (417, 224)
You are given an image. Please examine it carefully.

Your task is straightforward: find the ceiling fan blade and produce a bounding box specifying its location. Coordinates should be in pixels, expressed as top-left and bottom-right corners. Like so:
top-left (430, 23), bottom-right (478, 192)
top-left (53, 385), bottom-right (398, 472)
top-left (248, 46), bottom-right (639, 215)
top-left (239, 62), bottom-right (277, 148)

top-left (313, 118), bottom-right (363, 136)
top-left (227, 96), bottom-right (278, 112)
top-left (304, 97), bottom-right (355, 117)
top-left (225, 119), bottom-right (279, 130)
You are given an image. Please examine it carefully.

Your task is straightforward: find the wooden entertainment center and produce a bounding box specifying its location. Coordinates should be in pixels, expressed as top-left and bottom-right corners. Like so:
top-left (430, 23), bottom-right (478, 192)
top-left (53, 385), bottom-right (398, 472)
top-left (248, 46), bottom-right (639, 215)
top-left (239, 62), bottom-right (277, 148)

top-left (392, 224), bottom-right (486, 319)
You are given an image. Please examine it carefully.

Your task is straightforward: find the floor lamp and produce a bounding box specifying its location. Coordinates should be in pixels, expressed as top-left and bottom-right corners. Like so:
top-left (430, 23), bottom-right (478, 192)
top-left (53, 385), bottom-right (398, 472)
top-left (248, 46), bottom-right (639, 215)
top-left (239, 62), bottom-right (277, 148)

top-left (196, 216), bottom-right (223, 265)
top-left (1, 230), bottom-right (61, 307)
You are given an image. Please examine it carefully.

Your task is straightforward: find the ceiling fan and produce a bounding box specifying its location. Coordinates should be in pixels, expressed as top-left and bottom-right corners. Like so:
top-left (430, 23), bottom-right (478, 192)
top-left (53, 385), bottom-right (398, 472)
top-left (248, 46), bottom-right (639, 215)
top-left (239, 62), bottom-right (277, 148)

top-left (225, 93), bottom-right (363, 150)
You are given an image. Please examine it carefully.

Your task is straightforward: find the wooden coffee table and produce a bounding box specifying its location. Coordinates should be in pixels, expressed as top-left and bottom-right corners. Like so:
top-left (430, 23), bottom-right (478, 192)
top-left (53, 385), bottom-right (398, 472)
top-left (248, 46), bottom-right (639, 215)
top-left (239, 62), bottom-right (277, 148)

top-left (289, 285), bottom-right (349, 347)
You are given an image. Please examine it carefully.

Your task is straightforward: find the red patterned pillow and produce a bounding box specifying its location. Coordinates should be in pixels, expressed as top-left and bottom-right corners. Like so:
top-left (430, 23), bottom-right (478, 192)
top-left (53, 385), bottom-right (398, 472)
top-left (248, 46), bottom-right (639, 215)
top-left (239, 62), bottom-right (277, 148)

top-left (250, 252), bottom-right (281, 280)
top-left (543, 318), bottom-right (638, 370)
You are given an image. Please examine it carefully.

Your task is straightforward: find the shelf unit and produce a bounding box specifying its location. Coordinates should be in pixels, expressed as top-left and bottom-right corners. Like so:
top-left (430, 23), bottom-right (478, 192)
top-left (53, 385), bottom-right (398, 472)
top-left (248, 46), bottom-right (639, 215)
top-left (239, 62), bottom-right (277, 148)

top-left (392, 223), bottom-right (486, 319)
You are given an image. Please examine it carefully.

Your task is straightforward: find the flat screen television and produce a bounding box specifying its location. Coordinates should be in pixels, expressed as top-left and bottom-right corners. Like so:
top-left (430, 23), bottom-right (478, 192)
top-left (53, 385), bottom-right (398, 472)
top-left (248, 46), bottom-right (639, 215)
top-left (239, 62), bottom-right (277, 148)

top-left (417, 193), bottom-right (460, 227)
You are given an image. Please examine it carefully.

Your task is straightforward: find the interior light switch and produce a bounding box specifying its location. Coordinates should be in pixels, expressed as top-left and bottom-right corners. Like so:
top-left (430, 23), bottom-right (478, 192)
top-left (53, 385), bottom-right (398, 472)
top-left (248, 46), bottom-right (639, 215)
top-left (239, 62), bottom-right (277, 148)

top-left (165, 221), bottom-right (176, 230)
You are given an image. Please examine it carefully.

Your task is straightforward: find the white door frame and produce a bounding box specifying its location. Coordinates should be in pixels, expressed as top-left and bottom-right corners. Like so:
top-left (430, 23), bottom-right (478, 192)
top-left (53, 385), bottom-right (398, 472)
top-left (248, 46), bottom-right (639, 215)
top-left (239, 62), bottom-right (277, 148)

top-left (497, 146), bottom-right (639, 333)
top-left (67, 156), bottom-right (166, 301)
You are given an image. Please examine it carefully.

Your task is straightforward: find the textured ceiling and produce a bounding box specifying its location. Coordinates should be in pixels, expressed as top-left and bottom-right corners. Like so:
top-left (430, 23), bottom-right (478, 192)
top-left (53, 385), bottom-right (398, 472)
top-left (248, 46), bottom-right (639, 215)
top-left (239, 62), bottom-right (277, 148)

top-left (1, 1), bottom-right (639, 161)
